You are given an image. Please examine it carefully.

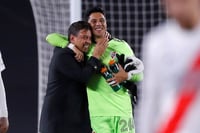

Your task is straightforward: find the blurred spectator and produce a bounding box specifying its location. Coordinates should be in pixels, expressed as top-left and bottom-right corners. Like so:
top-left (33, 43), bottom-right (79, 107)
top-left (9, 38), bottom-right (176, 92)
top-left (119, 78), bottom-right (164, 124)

top-left (137, 0), bottom-right (200, 133)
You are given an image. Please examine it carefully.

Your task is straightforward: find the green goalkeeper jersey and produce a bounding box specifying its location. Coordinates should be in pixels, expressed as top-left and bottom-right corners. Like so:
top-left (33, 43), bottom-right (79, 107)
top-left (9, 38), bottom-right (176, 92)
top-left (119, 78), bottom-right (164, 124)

top-left (46, 33), bottom-right (143, 116)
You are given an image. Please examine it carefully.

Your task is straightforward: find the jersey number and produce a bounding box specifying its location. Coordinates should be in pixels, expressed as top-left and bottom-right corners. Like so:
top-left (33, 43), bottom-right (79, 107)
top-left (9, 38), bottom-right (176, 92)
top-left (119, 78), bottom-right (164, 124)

top-left (119, 118), bottom-right (134, 132)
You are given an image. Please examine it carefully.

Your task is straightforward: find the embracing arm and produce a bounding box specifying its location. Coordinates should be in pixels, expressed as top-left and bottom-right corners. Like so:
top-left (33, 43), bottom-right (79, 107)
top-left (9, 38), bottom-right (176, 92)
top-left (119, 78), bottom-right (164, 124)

top-left (46, 33), bottom-right (68, 48)
top-left (54, 51), bottom-right (101, 83)
top-left (46, 33), bottom-right (85, 61)
top-left (54, 39), bottom-right (107, 83)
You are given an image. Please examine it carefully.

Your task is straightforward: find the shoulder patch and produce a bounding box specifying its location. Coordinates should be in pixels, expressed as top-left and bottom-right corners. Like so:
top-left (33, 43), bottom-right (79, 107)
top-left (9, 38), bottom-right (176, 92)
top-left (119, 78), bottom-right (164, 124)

top-left (110, 51), bottom-right (117, 59)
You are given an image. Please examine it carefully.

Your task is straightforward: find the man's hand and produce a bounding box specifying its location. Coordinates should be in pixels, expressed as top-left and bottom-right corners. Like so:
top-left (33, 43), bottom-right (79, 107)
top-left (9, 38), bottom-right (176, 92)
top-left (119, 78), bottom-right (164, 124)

top-left (73, 46), bottom-right (84, 62)
top-left (92, 37), bottom-right (108, 59)
top-left (105, 31), bottom-right (111, 40)
top-left (0, 117), bottom-right (9, 133)
top-left (107, 65), bottom-right (128, 86)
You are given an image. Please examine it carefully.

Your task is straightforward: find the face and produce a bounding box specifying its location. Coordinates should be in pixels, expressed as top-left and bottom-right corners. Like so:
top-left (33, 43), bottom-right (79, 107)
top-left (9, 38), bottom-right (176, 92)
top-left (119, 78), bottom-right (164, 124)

top-left (70, 29), bottom-right (92, 52)
top-left (163, 0), bottom-right (200, 19)
top-left (88, 12), bottom-right (107, 38)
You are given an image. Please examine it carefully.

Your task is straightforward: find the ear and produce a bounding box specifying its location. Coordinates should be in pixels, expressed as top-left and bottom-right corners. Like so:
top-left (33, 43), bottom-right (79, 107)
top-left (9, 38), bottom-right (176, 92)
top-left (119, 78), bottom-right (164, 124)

top-left (70, 34), bottom-right (76, 42)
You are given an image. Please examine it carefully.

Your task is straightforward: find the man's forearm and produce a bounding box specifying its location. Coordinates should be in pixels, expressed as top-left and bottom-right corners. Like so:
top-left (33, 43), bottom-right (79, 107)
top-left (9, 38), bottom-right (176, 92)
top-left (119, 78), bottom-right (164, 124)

top-left (46, 33), bottom-right (68, 48)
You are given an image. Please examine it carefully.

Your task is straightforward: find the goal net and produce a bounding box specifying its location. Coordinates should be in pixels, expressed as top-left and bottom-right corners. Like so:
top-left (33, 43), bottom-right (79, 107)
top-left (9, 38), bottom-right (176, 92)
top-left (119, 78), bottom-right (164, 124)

top-left (82, 0), bottom-right (166, 57)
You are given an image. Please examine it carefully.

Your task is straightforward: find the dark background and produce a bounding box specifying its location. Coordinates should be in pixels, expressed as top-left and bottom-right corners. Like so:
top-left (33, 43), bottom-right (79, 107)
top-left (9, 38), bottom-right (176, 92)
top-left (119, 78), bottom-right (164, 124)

top-left (0, 0), bottom-right (38, 133)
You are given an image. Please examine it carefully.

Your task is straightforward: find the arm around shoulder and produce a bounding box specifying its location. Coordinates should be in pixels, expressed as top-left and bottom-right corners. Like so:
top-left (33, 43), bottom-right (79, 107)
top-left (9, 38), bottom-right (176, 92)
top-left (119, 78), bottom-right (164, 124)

top-left (46, 33), bottom-right (68, 48)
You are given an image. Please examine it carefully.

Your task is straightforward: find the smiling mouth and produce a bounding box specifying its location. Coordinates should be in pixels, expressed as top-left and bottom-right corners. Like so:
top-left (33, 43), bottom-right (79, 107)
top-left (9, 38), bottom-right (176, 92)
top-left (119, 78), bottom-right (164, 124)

top-left (94, 27), bottom-right (103, 31)
top-left (83, 44), bottom-right (89, 49)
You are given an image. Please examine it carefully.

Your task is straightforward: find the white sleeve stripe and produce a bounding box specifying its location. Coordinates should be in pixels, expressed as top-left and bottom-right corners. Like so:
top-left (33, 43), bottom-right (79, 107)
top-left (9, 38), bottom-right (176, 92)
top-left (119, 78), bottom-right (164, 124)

top-left (0, 73), bottom-right (8, 117)
top-left (0, 52), bottom-right (5, 72)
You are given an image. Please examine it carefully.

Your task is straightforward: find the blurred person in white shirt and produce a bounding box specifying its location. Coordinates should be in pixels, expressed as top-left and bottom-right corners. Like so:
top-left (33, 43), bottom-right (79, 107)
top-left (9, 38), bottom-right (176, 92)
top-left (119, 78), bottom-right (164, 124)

top-left (0, 51), bottom-right (9, 133)
top-left (136, 0), bottom-right (200, 133)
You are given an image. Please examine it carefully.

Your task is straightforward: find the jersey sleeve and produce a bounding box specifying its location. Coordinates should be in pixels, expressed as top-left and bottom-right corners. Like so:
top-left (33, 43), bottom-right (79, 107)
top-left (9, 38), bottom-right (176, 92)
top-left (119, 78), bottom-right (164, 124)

top-left (0, 52), bottom-right (5, 72)
top-left (46, 33), bottom-right (69, 48)
top-left (0, 52), bottom-right (8, 117)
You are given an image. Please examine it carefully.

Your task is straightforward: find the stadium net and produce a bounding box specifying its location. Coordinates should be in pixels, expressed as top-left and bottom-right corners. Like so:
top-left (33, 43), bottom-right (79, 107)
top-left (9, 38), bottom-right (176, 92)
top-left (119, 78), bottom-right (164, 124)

top-left (29, 0), bottom-right (166, 132)
top-left (82, 0), bottom-right (166, 57)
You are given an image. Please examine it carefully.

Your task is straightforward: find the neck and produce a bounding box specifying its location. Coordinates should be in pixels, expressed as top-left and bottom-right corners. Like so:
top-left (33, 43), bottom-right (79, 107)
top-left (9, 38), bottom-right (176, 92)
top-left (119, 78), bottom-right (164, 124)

top-left (95, 36), bottom-right (103, 43)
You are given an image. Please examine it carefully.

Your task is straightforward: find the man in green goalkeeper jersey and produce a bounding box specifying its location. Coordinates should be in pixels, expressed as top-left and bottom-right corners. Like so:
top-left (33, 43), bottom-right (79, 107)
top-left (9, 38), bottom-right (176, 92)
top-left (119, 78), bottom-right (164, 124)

top-left (46, 6), bottom-right (144, 133)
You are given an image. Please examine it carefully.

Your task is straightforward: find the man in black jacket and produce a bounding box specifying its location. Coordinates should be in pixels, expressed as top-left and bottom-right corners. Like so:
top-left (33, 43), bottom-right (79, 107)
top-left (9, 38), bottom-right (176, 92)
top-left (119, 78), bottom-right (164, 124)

top-left (39, 21), bottom-right (108, 133)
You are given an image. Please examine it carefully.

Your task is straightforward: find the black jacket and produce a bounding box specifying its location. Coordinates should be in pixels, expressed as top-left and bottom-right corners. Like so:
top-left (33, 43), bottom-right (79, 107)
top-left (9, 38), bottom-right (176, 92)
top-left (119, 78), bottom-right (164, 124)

top-left (39, 47), bottom-right (101, 133)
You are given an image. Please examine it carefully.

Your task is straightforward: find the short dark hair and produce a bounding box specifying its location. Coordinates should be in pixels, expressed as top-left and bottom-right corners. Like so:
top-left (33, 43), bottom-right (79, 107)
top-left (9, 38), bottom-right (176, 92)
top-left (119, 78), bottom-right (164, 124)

top-left (68, 21), bottom-right (92, 42)
top-left (84, 6), bottom-right (105, 21)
